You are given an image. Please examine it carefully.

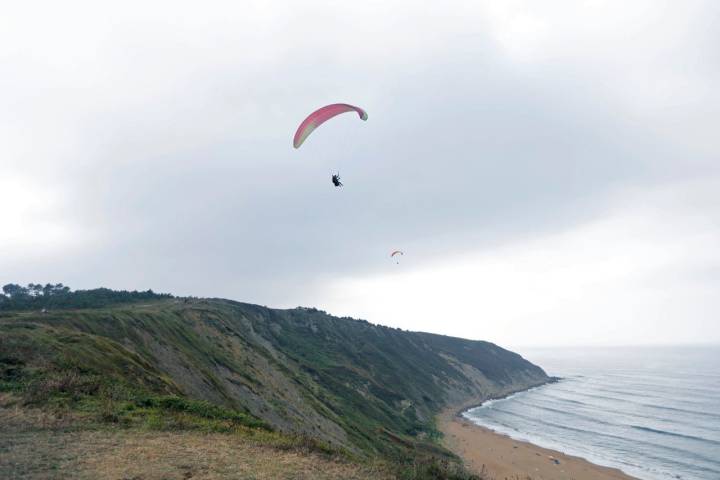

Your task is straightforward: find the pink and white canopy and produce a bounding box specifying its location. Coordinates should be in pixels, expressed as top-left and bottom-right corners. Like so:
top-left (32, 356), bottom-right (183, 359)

top-left (293, 103), bottom-right (368, 149)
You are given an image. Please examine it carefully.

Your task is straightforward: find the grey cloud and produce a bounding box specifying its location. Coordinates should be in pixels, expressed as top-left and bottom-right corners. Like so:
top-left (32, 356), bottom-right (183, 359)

top-left (1, 1), bottom-right (719, 332)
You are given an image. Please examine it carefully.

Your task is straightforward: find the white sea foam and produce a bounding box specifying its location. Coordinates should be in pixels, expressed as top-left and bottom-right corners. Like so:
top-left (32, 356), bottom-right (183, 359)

top-left (464, 346), bottom-right (720, 480)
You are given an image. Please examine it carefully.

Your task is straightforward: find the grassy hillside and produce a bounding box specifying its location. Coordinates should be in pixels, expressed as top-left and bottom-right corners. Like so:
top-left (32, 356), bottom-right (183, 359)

top-left (0, 296), bottom-right (548, 479)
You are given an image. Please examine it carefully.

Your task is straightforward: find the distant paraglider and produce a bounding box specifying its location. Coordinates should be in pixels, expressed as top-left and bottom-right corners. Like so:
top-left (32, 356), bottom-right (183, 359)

top-left (391, 250), bottom-right (404, 264)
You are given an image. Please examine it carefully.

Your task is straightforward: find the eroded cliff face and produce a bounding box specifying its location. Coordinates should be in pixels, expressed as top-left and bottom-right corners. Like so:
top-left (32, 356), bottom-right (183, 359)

top-left (0, 298), bottom-right (549, 456)
top-left (440, 352), bottom-right (550, 411)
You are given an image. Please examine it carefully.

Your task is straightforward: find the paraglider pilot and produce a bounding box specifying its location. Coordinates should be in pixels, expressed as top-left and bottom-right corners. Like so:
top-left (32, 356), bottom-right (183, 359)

top-left (331, 173), bottom-right (343, 188)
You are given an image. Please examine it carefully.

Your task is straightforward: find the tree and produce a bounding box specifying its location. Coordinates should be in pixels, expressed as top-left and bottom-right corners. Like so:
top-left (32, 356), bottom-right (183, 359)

top-left (0, 283), bottom-right (171, 311)
top-left (27, 283), bottom-right (43, 297)
top-left (2, 284), bottom-right (26, 297)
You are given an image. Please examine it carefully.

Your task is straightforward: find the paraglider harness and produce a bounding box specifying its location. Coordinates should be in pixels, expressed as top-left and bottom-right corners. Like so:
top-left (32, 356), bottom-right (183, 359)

top-left (331, 173), bottom-right (343, 188)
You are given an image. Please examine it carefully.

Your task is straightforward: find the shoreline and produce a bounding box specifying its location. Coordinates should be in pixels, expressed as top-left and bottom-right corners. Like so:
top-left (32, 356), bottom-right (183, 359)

top-left (439, 386), bottom-right (639, 480)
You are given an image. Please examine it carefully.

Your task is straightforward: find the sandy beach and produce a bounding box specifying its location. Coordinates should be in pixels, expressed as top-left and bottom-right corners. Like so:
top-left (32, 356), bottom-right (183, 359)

top-left (438, 405), bottom-right (638, 480)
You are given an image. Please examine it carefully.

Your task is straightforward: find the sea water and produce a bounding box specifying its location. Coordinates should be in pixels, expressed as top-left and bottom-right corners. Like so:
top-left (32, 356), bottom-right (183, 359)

top-left (463, 346), bottom-right (720, 480)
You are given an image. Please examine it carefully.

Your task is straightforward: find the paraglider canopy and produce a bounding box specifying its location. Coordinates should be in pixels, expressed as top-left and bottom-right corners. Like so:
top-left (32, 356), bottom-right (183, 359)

top-left (391, 250), bottom-right (404, 264)
top-left (293, 103), bottom-right (368, 149)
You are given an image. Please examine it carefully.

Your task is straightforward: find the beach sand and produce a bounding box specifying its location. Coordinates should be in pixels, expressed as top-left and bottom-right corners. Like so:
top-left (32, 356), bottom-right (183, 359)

top-left (438, 406), bottom-right (638, 480)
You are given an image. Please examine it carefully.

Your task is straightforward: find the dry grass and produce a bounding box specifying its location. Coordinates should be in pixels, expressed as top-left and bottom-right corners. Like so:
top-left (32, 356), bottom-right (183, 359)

top-left (0, 393), bottom-right (82, 431)
top-left (0, 396), bottom-right (392, 480)
top-left (1, 430), bottom-right (392, 480)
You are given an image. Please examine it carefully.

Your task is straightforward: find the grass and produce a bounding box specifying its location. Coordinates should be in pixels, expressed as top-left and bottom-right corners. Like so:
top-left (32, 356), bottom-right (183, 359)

top-left (0, 404), bottom-right (390, 480)
top-left (1, 392), bottom-right (482, 479)
top-left (4, 368), bottom-right (276, 438)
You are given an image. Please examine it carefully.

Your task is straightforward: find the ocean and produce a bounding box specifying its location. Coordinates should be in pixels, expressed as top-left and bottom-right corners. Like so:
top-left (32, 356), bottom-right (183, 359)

top-left (463, 346), bottom-right (720, 480)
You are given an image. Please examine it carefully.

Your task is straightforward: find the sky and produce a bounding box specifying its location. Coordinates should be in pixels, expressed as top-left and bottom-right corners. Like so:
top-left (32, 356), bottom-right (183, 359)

top-left (2, 1), bottom-right (719, 347)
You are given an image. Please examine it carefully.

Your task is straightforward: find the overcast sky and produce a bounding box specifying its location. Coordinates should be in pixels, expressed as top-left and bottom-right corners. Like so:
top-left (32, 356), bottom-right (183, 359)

top-left (2, 1), bottom-right (719, 346)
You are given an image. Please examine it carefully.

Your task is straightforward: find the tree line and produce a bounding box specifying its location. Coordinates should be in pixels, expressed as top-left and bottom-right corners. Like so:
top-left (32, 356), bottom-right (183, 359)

top-left (0, 283), bottom-right (172, 311)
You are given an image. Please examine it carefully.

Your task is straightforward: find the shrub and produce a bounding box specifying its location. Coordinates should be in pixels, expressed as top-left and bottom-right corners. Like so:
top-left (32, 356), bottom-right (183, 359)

top-left (396, 457), bottom-right (481, 480)
top-left (24, 371), bottom-right (102, 404)
top-left (134, 395), bottom-right (270, 430)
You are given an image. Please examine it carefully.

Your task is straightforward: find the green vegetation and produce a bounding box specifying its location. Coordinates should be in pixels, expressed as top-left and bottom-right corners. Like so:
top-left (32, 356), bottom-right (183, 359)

top-left (0, 283), bottom-right (172, 311)
top-left (0, 287), bottom-right (548, 479)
